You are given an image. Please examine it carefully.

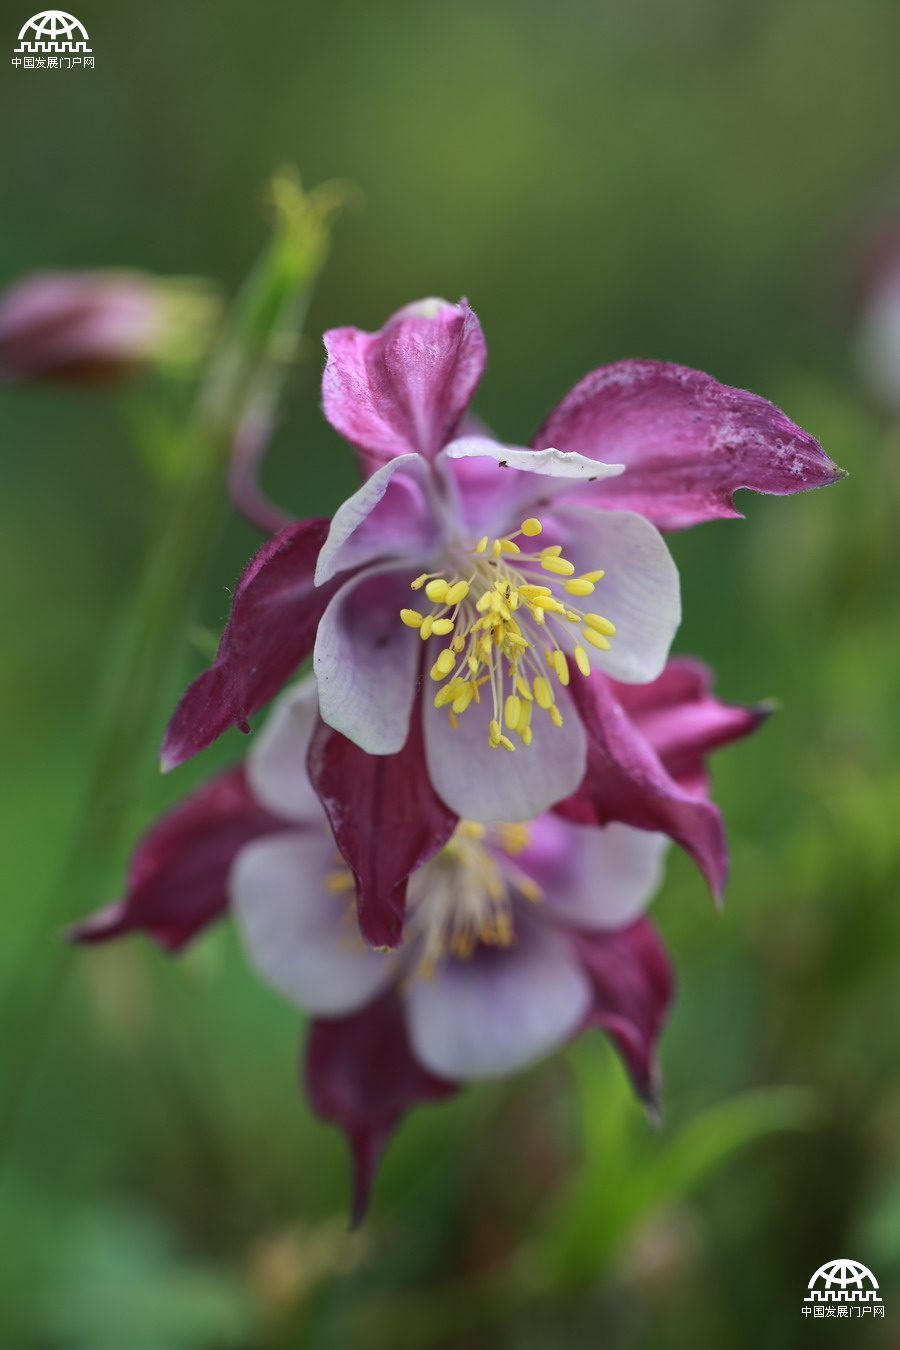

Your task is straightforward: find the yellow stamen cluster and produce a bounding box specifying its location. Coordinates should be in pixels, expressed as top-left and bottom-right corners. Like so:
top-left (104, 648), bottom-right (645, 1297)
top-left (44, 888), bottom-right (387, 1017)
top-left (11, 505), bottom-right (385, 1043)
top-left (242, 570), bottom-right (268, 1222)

top-left (325, 822), bottom-right (543, 979)
top-left (407, 821), bottom-right (542, 977)
top-left (399, 516), bottom-right (616, 750)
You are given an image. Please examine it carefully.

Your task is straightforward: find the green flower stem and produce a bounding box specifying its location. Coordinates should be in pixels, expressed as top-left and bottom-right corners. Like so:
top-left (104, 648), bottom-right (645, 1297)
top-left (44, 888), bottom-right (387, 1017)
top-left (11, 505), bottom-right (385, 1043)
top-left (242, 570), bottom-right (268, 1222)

top-left (0, 175), bottom-right (344, 1160)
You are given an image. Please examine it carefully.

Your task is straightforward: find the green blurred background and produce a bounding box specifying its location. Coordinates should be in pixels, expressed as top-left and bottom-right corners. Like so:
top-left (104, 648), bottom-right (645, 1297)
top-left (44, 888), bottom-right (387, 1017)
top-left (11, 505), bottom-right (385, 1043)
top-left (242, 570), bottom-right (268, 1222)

top-left (3, 0), bottom-right (900, 1344)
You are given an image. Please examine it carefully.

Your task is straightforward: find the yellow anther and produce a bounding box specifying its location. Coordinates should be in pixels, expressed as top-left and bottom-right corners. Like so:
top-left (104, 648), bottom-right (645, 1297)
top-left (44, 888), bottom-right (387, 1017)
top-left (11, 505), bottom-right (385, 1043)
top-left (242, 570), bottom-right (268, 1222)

top-left (420, 615), bottom-right (434, 640)
top-left (518, 876), bottom-right (542, 902)
top-left (430, 649), bottom-right (456, 680)
top-left (549, 704), bottom-right (564, 728)
top-left (325, 869), bottom-right (354, 893)
top-left (451, 634), bottom-right (466, 653)
top-left (515, 673), bottom-right (534, 701)
top-left (581, 570), bottom-right (606, 583)
top-left (452, 684), bottom-right (474, 714)
top-left (400, 608), bottom-right (423, 629)
top-left (475, 591), bottom-right (493, 613)
top-left (564, 578), bottom-right (595, 597)
top-left (574, 644), bottom-right (591, 677)
top-left (431, 618), bottom-right (455, 635)
top-left (521, 725), bottom-right (533, 746)
top-left (498, 538), bottom-right (520, 554)
top-left (583, 627), bottom-right (612, 651)
top-left (519, 584), bottom-right (552, 599)
top-left (489, 718), bottom-right (502, 747)
top-left (505, 694), bottom-right (522, 730)
top-left (533, 676), bottom-right (553, 709)
top-left (498, 734), bottom-right (515, 752)
top-left (425, 578), bottom-right (449, 603)
top-left (521, 517), bottom-right (542, 537)
top-left (475, 536), bottom-right (489, 554)
top-left (550, 649), bottom-right (570, 685)
top-left (445, 579), bottom-right (470, 605)
top-left (584, 613), bottom-right (616, 636)
top-left (411, 573), bottom-right (430, 590)
top-left (541, 556), bottom-right (576, 577)
top-left (492, 539), bottom-right (502, 557)
top-left (540, 545), bottom-right (563, 558)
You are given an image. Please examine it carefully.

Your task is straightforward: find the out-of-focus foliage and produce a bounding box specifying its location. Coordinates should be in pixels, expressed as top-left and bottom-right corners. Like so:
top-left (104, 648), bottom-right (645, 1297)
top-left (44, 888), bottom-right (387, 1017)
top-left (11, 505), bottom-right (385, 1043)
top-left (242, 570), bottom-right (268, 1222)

top-left (2, 0), bottom-right (900, 1346)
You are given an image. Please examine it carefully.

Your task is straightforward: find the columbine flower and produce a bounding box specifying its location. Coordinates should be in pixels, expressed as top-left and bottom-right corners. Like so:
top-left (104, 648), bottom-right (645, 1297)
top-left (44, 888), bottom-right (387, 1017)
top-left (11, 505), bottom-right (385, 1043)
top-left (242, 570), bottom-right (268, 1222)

top-left (159, 299), bottom-right (841, 943)
top-left (0, 269), bottom-right (216, 384)
top-left (72, 659), bottom-right (766, 1218)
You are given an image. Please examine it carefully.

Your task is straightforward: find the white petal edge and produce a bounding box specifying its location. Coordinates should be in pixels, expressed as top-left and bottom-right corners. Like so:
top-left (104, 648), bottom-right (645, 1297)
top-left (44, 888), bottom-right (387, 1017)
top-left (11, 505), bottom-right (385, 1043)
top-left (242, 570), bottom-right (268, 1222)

top-left (315, 453), bottom-right (428, 585)
top-left (247, 676), bottom-right (324, 824)
top-left (442, 435), bottom-right (625, 482)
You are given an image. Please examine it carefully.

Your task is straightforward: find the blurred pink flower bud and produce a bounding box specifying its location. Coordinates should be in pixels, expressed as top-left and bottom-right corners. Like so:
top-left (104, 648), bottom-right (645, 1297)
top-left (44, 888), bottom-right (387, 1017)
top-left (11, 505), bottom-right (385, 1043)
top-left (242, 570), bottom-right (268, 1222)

top-left (0, 269), bottom-right (216, 385)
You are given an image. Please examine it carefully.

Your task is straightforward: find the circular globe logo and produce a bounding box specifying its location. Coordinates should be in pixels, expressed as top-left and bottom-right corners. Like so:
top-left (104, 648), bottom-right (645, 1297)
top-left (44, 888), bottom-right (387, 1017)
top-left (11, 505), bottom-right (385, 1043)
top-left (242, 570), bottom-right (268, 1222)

top-left (810, 1259), bottom-right (879, 1293)
top-left (16, 10), bottom-right (89, 44)
top-left (804, 1258), bottom-right (883, 1315)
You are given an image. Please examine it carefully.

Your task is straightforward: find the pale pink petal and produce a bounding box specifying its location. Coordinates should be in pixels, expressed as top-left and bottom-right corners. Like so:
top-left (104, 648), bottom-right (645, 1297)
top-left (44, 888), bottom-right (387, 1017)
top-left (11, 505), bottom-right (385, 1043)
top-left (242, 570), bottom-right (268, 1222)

top-left (247, 676), bottom-right (324, 823)
top-left (314, 564), bottom-right (420, 755)
top-left (405, 923), bottom-right (591, 1080)
top-left (315, 454), bottom-right (436, 585)
top-left (232, 835), bottom-right (397, 1015)
top-left (538, 822), bottom-right (668, 931)
top-left (423, 681), bottom-right (587, 823)
top-left (546, 504), bottom-right (680, 684)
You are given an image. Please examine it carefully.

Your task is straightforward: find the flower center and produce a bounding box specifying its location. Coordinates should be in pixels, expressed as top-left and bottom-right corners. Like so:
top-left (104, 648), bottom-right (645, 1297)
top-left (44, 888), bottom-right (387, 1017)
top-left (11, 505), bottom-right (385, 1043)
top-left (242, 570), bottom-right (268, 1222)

top-left (407, 820), bottom-right (541, 977)
top-left (399, 516), bottom-right (615, 749)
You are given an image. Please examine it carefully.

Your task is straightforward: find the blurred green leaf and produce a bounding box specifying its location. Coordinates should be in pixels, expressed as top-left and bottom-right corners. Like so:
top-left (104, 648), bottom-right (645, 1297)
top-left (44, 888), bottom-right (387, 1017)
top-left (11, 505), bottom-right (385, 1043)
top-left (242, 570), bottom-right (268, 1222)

top-left (37, 1208), bottom-right (255, 1350)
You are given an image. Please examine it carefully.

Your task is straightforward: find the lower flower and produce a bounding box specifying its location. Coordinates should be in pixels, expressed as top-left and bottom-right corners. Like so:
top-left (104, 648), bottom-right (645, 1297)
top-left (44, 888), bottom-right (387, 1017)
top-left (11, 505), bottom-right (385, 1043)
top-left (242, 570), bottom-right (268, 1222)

top-left (71, 658), bottom-right (767, 1219)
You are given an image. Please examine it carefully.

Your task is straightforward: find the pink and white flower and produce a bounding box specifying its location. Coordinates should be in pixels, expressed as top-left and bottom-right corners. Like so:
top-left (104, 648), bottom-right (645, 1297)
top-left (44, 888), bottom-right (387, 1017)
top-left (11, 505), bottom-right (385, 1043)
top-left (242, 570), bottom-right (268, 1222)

top-left (72, 657), bottom-right (767, 1218)
top-left (159, 299), bottom-right (840, 945)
